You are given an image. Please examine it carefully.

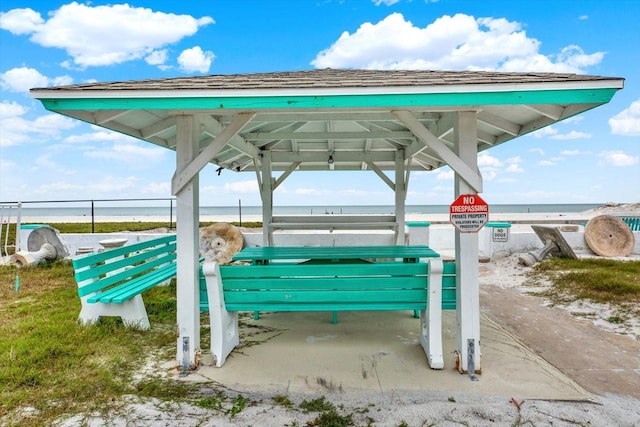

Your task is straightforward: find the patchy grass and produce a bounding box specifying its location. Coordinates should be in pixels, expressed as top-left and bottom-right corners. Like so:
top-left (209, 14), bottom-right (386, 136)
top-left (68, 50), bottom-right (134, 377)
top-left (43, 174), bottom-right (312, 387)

top-left (529, 258), bottom-right (640, 318)
top-left (0, 260), bottom-right (249, 426)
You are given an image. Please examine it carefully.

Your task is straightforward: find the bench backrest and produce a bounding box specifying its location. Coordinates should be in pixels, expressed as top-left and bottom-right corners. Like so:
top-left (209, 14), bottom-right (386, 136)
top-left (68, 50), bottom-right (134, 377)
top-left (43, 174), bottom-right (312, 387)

top-left (74, 235), bottom-right (177, 297)
top-left (621, 216), bottom-right (640, 232)
top-left (199, 261), bottom-right (457, 312)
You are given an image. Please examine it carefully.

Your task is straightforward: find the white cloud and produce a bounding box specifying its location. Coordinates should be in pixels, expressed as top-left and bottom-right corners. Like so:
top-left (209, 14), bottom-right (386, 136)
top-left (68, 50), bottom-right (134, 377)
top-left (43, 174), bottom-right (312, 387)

top-left (530, 126), bottom-right (590, 140)
top-left (436, 170), bottom-right (454, 180)
top-left (223, 180), bottom-right (259, 193)
top-left (0, 8), bottom-right (44, 35)
top-left (506, 163), bottom-right (524, 173)
top-left (178, 46), bottom-right (215, 73)
top-left (538, 160), bottom-right (556, 166)
top-left (529, 148), bottom-right (545, 156)
top-left (0, 101), bottom-right (78, 146)
top-left (145, 49), bottom-right (169, 66)
top-left (550, 130), bottom-right (591, 140)
top-left (599, 150), bottom-right (639, 167)
top-left (609, 99), bottom-right (640, 136)
top-left (531, 126), bottom-right (557, 138)
top-left (0, 4), bottom-right (213, 68)
top-left (311, 13), bottom-right (604, 73)
top-left (478, 153), bottom-right (502, 167)
top-left (0, 66), bottom-right (73, 92)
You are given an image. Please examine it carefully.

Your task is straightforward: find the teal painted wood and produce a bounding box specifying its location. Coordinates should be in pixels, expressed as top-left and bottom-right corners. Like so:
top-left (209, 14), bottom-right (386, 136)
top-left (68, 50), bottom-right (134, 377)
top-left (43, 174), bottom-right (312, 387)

top-left (225, 302), bottom-right (427, 312)
top-left (225, 288), bottom-right (426, 305)
top-left (88, 263), bottom-right (176, 303)
top-left (232, 245), bottom-right (440, 263)
top-left (220, 262), bottom-right (427, 279)
top-left (40, 88), bottom-right (619, 112)
top-left (75, 242), bottom-right (176, 284)
top-left (200, 260), bottom-right (457, 314)
top-left (73, 234), bottom-right (175, 268)
top-left (224, 276), bottom-right (426, 291)
top-left (74, 235), bottom-right (177, 302)
top-left (621, 217), bottom-right (640, 231)
top-left (442, 261), bottom-right (457, 311)
top-left (77, 251), bottom-right (176, 297)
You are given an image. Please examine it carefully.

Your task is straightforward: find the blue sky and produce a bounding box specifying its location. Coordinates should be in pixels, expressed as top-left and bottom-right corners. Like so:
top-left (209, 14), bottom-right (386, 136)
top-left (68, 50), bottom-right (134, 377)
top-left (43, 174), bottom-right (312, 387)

top-left (1, 0), bottom-right (638, 208)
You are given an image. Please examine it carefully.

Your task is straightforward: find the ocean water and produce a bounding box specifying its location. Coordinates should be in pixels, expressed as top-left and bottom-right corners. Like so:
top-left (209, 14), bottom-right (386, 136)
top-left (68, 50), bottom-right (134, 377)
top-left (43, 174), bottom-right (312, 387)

top-left (13, 203), bottom-right (601, 218)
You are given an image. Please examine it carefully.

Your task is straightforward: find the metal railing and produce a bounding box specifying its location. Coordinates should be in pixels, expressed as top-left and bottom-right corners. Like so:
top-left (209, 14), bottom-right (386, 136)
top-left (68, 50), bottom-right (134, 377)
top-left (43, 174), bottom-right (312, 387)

top-left (0, 198), bottom-right (176, 238)
top-left (0, 202), bottom-right (22, 257)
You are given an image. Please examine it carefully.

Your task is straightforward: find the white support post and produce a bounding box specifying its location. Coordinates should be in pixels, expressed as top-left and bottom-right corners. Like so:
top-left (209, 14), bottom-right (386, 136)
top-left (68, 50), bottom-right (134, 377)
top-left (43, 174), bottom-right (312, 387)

top-left (421, 258), bottom-right (443, 369)
top-left (395, 149), bottom-right (406, 245)
top-left (261, 151), bottom-right (274, 246)
top-left (454, 111), bottom-right (482, 373)
top-left (174, 114), bottom-right (201, 370)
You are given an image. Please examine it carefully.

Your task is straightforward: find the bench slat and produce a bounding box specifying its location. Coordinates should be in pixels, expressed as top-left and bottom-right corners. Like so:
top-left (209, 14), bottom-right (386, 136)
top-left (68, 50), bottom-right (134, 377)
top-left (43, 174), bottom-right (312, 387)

top-left (226, 303), bottom-right (427, 312)
top-left (224, 289), bottom-right (427, 305)
top-left (220, 262), bottom-right (427, 278)
top-left (72, 234), bottom-right (176, 268)
top-left (88, 263), bottom-right (177, 303)
top-left (78, 251), bottom-right (176, 297)
top-left (224, 276), bottom-right (426, 291)
top-left (74, 242), bottom-right (177, 283)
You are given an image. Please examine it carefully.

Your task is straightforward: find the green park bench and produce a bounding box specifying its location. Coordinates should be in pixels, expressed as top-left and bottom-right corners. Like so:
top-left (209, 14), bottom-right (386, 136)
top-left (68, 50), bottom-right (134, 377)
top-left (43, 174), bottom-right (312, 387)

top-left (73, 234), bottom-right (177, 329)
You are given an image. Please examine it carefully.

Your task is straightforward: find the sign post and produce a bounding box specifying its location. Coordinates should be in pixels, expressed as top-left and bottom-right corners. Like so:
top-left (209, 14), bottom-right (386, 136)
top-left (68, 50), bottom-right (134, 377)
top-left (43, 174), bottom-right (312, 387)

top-left (449, 194), bottom-right (489, 233)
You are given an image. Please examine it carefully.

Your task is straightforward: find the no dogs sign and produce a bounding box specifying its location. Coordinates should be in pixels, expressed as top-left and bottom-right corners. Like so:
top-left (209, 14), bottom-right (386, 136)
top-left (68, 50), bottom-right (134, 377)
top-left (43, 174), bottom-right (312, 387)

top-left (449, 194), bottom-right (489, 233)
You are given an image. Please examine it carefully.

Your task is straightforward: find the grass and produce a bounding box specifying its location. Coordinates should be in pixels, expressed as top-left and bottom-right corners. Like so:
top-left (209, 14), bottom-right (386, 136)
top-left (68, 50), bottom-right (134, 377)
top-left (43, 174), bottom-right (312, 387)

top-left (529, 258), bottom-right (640, 317)
top-left (0, 260), bottom-right (208, 425)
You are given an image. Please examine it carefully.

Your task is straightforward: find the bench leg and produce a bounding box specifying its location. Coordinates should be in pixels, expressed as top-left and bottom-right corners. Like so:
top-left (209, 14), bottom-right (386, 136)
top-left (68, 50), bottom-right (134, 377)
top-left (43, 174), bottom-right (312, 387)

top-left (78, 296), bottom-right (151, 330)
top-left (202, 262), bottom-right (239, 367)
top-left (420, 259), bottom-right (444, 369)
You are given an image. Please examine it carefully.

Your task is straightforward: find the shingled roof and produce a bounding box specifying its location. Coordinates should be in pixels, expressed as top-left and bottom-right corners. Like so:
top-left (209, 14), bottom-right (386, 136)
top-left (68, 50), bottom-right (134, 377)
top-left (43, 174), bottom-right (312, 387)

top-left (32, 68), bottom-right (619, 92)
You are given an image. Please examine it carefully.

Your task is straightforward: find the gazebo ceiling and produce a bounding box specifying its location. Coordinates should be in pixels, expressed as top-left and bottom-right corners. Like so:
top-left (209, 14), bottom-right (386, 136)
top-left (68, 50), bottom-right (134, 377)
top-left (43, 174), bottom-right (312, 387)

top-left (31, 69), bottom-right (624, 173)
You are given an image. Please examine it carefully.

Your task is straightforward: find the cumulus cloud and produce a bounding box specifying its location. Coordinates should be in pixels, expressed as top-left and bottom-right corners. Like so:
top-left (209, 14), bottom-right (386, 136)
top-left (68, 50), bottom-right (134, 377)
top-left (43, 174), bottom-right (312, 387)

top-left (0, 4), bottom-right (213, 68)
top-left (178, 46), bottom-right (215, 73)
top-left (599, 150), bottom-right (639, 167)
top-left (530, 126), bottom-right (590, 140)
top-left (311, 13), bottom-right (604, 73)
top-left (0, 101), bottom-right (78, 146)
top-left (0, 66), bottom-right (73, 92)
top-left (145, 49), bottom-right (169, 66)
top-left (609, 99), bottom-right (640, 136)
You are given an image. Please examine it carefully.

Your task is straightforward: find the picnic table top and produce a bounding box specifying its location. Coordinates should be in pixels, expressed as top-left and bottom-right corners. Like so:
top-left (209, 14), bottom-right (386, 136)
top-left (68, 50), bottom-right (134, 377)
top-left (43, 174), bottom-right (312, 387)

top-left (232, 245), bottom-right (440, 262)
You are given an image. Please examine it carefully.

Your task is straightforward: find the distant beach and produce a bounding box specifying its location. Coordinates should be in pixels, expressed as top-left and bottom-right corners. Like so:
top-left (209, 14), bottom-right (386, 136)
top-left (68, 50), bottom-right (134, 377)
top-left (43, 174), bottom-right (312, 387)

top-left (10, 202), bottom-right (638, 224)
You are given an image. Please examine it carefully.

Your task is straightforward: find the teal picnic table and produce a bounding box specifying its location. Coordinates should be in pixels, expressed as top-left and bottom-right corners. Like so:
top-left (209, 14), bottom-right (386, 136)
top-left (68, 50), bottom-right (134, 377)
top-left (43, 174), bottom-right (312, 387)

top-left (232, 244), bottom-right (440, 265)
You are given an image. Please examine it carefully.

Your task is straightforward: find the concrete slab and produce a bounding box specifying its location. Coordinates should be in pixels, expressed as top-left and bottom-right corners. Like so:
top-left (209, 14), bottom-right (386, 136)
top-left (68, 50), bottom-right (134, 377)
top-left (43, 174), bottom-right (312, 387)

top-left (190, 310), bottom-right (593, 402)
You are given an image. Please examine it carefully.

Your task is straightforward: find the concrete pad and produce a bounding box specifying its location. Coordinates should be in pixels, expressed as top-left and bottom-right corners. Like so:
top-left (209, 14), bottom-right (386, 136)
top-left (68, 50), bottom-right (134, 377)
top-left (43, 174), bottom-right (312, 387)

top-left (191, 310), bottom-right (593, 401)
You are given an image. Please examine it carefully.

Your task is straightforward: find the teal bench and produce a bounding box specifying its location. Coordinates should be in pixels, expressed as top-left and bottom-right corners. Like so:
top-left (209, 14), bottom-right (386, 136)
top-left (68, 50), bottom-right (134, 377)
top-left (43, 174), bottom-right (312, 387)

top-left (73, 234), bottom-right (177, 329)
top-left (200, 257), bottom-right (456, 369)
top-left (621, 217), bottom-right (640, 232)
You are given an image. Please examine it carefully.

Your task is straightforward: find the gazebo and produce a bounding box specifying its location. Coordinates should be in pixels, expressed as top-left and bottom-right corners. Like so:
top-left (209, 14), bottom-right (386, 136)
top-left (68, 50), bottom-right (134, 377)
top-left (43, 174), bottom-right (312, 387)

top-left (31, 69), bottom-right (624, 372)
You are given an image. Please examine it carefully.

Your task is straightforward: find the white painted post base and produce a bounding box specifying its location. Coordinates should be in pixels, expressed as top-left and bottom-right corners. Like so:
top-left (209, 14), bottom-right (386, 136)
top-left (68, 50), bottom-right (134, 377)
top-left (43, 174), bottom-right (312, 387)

top-left (202, 262), bottom-right (239, 367)
top-left (420, 258), bottom-right (444, 369)
top-left (78, 296), bottom-right (151, 329)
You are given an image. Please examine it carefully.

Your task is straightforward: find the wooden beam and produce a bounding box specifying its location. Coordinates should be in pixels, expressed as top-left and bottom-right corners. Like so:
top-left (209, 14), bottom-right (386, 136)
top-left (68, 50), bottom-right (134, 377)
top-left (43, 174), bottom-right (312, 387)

top-left (392, 110), bottom-right (483, 192)
top-left (365, 161), bottom-right (395, 190)
top-left (171, 112), bottom-right (255, 195)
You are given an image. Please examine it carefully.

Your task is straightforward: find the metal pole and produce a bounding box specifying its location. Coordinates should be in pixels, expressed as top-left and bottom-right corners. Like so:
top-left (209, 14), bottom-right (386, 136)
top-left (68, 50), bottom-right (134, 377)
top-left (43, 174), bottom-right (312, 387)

top-left (91, 200), bottom-right (95, 233)
top-left (169, 199), bottom-right (174, 230)
top-left (238, 199), bottom-right (242, 227)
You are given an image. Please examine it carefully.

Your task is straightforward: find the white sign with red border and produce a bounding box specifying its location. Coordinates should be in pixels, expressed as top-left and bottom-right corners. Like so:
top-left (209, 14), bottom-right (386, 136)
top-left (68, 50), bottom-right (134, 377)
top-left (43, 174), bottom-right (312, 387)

top-left (449, 194), bottom-right (489, 233)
